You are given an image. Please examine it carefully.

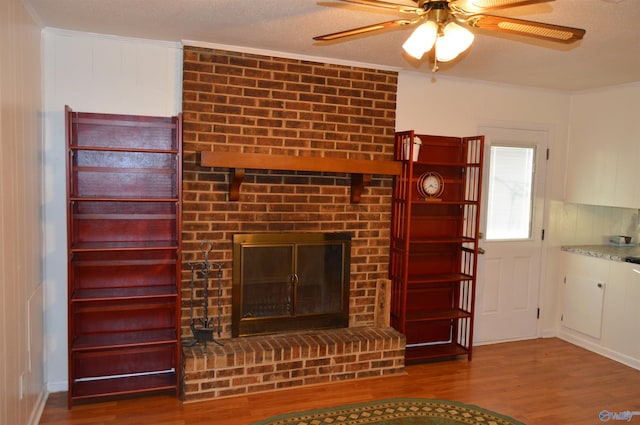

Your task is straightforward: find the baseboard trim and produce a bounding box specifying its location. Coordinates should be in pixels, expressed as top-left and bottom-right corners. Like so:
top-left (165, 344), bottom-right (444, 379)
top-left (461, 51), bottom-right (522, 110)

top-left (558, 331), bottom-right (640, 371)
top-left (28, 390), bottom-right (48, 425)
top-left (473, 336), bottom-right (538, 346)
top-left (541, 328), bottom-right (557, 338)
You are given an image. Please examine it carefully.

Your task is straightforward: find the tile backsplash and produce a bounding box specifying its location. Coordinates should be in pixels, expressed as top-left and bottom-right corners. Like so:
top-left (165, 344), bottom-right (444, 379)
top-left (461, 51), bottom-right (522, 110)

top-left (552, 201), bottom-right (638, 246)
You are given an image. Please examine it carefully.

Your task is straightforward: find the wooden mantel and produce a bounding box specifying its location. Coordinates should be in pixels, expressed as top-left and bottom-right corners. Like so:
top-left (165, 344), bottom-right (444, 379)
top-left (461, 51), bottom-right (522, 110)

top-left (200, 151), bottom-right (402, 203)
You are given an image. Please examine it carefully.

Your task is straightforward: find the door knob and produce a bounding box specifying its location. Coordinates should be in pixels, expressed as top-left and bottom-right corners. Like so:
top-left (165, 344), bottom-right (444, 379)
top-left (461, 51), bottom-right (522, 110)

top-left (478, 247), bottom-right (486, 255)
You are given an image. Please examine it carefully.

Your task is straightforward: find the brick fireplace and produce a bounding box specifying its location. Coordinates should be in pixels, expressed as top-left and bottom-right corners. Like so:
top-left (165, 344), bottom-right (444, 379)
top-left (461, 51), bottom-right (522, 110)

top-left (180, 46), bottom-right (405, 401)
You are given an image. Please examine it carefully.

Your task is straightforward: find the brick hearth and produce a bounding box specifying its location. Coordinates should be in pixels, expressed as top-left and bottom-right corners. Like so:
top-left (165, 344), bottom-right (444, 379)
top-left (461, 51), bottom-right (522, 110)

top-left (182, 327), bottom-right (405, 401)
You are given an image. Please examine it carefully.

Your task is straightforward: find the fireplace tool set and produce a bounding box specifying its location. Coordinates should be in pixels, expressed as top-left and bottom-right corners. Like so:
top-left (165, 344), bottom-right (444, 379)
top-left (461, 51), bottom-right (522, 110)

top-left (185, 241), bottom-right (224, 348)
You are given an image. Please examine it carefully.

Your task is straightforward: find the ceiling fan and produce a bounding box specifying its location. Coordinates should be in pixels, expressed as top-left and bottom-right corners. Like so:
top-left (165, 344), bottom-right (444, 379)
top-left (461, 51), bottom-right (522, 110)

top-left (314, 0), bottom-right (586, 70)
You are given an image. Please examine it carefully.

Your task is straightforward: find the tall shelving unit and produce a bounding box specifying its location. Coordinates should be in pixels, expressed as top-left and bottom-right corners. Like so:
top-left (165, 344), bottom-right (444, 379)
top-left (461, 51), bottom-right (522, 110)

top-left (390, 131), bottom-right (484, 363)
top-left (65, 107), bottom-right (182, 406)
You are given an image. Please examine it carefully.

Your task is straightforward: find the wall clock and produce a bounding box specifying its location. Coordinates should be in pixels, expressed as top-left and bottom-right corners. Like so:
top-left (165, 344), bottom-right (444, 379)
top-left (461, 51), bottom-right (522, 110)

top-left (417, 171), bottom-right (444, 200)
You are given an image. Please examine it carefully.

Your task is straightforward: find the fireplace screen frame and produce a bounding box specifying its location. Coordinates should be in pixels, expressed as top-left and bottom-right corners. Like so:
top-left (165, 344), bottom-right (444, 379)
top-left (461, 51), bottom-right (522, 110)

top-left (232, 232), bottom-right (351, 337)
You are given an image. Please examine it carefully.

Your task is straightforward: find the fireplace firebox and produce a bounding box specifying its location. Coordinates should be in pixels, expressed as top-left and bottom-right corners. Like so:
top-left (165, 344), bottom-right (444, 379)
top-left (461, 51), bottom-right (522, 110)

top-left (231, 232), bottom-right (351, 337)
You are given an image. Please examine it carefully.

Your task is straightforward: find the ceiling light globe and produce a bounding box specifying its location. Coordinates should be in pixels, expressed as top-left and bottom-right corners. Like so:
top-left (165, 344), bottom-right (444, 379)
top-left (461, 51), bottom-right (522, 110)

top-left (402, 21), bottom-right (437, 60)
top-left (436, 22), bottom-right (474, 62)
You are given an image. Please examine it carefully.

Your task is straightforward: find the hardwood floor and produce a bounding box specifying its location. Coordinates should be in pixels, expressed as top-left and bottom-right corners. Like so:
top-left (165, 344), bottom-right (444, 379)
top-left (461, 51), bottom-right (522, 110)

top-left (40, 338), bottom-right (640, 425)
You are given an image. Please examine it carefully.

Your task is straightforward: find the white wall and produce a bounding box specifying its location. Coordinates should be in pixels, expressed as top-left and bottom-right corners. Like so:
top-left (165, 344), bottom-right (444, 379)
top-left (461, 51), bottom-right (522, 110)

top-left (1, 0), bottom-right (46, 423)
top-left (396, 71), bottom-right (572, 338)
top-left (42, 29), bottom-right (183, 392)
top-left (40, 30), bottom-right (640, 393)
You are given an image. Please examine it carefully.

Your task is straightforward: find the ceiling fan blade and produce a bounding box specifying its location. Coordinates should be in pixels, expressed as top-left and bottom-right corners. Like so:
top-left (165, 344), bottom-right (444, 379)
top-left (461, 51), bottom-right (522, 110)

top-left (468, 14), bottom-right (585, 43)
top-left (338, 0), bottom-right (423, 14)
top-left (313, 19), bottom-right (414, 41)
top-left (469, 0), bottom-right (554, 11)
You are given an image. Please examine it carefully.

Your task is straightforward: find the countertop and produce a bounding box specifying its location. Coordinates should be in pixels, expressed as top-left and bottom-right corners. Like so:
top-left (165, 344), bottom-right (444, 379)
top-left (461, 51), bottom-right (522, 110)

top-left (561, 244), bottom-right (640, 262)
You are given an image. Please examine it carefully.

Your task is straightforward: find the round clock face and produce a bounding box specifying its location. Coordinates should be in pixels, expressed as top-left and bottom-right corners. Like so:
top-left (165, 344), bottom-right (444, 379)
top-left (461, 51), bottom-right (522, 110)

top-left (418, 172), bottom-right (444, 199)
top-left (424, 175), bottom-right (440, 195)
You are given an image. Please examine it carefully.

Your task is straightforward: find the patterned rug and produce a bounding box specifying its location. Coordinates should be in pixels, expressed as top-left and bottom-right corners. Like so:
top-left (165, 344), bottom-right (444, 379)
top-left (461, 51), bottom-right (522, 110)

top-left (251, 398), bottom-right (526, 425)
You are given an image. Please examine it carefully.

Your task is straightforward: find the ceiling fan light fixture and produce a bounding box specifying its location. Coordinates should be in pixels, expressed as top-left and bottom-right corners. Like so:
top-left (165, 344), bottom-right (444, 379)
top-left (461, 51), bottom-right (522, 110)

top-left (435, 21), bottom-right (475, 62)
top-left (402, 20), bottom-right (437, 59)
top-left (314, 0), bottom-right (586, 71)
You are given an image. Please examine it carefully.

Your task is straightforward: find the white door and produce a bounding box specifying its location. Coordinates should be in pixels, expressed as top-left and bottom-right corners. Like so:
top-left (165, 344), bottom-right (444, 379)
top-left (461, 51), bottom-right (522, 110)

top-left (474, 126), bottom-right (547, 343)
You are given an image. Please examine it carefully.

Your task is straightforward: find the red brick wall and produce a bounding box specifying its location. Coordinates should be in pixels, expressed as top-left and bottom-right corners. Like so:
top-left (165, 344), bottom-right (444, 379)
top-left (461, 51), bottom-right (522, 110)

top-left (181, 46), bottom-right (398, 339)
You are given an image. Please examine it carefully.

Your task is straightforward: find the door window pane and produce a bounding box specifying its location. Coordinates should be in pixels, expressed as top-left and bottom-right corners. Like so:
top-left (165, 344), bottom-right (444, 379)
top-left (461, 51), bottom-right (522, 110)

top-left (486, 146), bottom-right (535, 240)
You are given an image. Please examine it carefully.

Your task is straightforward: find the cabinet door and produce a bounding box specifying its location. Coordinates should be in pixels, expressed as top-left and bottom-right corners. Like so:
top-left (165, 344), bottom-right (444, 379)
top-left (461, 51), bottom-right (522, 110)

top-left (565, 101), bottom-right (617, 206)
top-left (565, 88), bottom-right (640, 208)
top-left (604, 261), bottom-right (640, 359)
top-left (616, 117), bottom-right (640, 209)
top-left (560, 252), bottom-right (609, 339)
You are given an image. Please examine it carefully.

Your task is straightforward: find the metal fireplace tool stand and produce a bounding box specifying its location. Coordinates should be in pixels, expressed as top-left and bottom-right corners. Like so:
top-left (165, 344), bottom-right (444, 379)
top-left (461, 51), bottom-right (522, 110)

top-left (185, 241), bottom-right (224, 348)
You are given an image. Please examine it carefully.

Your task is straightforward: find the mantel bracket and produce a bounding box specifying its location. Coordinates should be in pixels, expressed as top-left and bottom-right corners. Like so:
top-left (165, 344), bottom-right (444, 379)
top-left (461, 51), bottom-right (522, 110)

top-left (350, 173), bottom-right (372, 203)
top-left (229, 168), bottom-right (245, 201)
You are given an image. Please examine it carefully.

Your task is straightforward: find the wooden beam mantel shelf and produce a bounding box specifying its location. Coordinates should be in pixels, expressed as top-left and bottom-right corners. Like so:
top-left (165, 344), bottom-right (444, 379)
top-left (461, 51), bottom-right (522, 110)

top-left (200, 151), bottom-right (402, 203)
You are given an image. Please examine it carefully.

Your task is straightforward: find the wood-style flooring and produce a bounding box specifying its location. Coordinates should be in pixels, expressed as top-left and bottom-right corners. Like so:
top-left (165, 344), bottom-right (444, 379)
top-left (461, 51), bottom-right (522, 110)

top-left (39, 338), bottom-right (640, 425)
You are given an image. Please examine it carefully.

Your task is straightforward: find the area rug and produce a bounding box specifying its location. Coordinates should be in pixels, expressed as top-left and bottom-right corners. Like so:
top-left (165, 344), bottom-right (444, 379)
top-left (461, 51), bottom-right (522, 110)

top-left (251, 398), bottom-right (526, 425)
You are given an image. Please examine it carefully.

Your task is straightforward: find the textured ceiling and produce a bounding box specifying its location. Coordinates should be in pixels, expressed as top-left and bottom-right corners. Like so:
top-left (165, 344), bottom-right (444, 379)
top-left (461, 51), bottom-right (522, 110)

top-left (27, 0), bottom-right (640, 91)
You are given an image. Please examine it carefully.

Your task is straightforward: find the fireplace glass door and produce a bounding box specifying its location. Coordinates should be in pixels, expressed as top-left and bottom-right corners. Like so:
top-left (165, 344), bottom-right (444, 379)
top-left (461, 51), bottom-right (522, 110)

top-left (232, 233), bottom-right (351, 337)
top-left (241, 244), bottom-right (293, 318)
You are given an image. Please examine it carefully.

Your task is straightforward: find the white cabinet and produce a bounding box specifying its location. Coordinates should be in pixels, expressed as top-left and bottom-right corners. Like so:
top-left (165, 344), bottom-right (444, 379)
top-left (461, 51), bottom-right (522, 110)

top-left (560, 251), bottom-right (640, 368)
top-left (605, 261), bottom-right (640, 360)
top-left (564, 115), bottom-right (617, 206)
top-left (560, 251), bottom-right (609, 339)
top-left (565, 86), bottom-right (640, 208)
